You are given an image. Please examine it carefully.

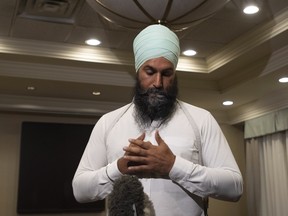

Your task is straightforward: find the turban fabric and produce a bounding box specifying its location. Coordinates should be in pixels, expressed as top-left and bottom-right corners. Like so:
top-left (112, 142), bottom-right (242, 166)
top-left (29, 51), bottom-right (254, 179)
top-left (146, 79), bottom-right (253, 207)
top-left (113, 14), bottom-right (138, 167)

top-left (133, 24), bottom-right (180, 72)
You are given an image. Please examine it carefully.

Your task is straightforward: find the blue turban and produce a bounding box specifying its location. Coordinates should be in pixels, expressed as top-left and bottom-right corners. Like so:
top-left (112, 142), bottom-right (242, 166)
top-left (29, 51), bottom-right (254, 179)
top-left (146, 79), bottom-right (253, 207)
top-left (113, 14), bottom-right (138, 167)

top-left (133, 24), bottom-right (180, 72)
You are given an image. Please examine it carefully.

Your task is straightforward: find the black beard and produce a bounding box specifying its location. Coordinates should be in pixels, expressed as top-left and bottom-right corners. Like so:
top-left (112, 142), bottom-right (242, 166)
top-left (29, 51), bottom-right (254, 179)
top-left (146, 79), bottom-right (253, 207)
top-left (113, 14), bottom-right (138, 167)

top-left (133, 76), bottom-right (178, 128)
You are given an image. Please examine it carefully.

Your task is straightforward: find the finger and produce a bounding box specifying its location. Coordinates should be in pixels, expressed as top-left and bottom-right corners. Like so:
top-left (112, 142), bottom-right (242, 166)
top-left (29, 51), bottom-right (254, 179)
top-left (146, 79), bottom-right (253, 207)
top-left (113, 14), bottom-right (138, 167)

top-left (155, 130), bottom-right (164, 146)
top-left (123, 145), bottom-right (147, 156)
top-left (124, 155), bottom-right (147, 164)
top-left (127, 133), bottom-right (145, 146)
top-left (126, 133), bottom-right (145, 150)
top-left (137, 133), bottom-right (145, 141)
top-left (128, 138), bottom-right (151, 150)
top-left (128, 164), bottom-right (149, 172)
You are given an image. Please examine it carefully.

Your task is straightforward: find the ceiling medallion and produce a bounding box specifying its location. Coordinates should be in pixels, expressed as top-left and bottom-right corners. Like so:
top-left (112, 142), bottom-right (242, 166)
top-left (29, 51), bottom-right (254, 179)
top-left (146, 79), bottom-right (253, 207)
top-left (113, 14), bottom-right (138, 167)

top-left (86, 0), bottom-right (230, 31)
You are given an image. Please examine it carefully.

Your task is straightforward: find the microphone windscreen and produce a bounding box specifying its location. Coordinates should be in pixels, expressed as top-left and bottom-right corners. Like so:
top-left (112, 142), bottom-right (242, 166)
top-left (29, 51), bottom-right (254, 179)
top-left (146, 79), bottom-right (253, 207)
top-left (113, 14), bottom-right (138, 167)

top-left (108, 175), bottom-right (145, 216)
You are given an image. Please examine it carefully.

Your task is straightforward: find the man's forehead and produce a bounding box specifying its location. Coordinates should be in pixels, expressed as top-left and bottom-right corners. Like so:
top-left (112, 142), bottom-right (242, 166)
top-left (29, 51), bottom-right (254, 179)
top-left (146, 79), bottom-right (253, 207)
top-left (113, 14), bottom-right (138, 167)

top-left (141, 57), bottom-right (175, 70)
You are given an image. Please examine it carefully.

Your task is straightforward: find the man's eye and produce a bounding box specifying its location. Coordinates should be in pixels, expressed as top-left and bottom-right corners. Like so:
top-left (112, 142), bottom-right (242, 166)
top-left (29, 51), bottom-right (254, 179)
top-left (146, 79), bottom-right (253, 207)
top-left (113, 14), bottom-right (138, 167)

top-left (162, 70), bottom-right (173, 77)
top-left (145, 67), bottom-right (154, 75)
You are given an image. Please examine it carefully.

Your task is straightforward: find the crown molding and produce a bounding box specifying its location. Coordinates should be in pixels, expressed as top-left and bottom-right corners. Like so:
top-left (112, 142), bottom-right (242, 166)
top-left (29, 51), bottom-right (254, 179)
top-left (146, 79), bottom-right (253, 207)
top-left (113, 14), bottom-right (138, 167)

top-left (0, 94), bottom-right (125, 116)
top-left (207, 8), bottom-right (288, 72)
top-left (0, 59), bottom-right (135, 86)
top-left (0, 36), bottom-right (134, 65)
top-left (218, 43), bottom-right (288, 90)
top-left (177, 57), bottom-right (208, 73)
top-left (227, 88), bottom-right (288, 124)
top-left (258, 44), bottom-right (288, 77)
top-left (0, 36), bottom-right (206, 73)
top-left (1, 39), bottom-right (287, 88)
top-left (1, 87), bottom-right (287, 123)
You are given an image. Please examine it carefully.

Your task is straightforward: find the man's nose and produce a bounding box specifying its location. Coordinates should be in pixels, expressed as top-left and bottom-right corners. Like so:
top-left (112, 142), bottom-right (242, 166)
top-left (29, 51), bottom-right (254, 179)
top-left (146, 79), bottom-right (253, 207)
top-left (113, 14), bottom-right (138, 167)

top-left (153, 73), bottom-right (163, 89)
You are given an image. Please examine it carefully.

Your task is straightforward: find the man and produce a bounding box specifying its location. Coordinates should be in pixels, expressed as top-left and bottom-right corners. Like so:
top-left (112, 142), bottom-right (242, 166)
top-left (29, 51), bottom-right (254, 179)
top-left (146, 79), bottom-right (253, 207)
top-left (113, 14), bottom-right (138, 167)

top-left (72, 24), bottom-right (243, 216)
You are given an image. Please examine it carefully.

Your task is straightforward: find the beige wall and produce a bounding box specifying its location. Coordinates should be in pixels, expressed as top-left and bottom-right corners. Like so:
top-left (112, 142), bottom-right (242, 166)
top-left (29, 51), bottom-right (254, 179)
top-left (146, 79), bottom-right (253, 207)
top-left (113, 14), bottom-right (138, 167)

top-left (0, 112), bottom-right (246, 216)
top-left (209, 124), bottom-right (247, 216)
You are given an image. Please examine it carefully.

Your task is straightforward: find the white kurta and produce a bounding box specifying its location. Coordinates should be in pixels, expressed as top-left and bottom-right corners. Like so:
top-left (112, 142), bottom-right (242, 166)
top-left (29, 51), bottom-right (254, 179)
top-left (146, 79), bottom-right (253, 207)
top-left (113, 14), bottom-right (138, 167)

top-left (72, 100), bottom-right (243, 216)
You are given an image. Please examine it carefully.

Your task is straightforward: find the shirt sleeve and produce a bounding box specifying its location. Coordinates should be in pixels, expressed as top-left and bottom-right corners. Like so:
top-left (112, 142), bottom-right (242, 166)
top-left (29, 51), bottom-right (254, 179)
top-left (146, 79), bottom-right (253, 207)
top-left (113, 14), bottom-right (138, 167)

top-left (169, 112), bottom-right (243, 201)
top-left (72, 116), bottom-right (123, 203)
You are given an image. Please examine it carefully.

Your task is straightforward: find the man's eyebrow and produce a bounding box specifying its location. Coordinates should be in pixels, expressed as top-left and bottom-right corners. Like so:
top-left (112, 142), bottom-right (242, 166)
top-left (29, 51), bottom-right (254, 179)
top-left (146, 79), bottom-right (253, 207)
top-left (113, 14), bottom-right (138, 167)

top-left (143, 65), bottom-right (174, 72)
top-left (143, 65), bottom-right (156, 70)
top-left (163, 66), bottom-right (174, 70)
top-left (161, 67), bottom-right (174, 72)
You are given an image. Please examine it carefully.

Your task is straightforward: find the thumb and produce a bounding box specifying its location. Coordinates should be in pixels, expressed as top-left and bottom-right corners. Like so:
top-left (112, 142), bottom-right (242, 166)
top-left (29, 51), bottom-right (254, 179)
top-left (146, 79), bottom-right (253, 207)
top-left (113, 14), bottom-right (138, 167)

top-left (155, 130), bottom-right (164, 146)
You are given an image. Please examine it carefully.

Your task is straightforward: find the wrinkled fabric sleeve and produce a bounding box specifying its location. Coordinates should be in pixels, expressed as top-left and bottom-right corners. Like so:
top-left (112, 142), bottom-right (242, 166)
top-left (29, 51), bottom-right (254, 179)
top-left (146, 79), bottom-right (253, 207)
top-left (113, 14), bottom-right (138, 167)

top-left (72, 116), bottom-right (122, 203)
top-left (169, 112), bottom-right (243, 201)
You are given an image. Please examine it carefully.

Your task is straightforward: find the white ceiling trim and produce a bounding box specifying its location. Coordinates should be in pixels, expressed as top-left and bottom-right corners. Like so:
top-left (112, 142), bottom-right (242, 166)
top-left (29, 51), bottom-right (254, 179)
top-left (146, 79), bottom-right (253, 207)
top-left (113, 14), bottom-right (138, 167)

top-left (1, 41), bottom-right (287, 87)
top-left (258, 44), bottom-right (288, 77)
top-left (207, 8), bottom-right (288, 72)
top-left (0, 59), bottom-right (135, 86)
top-left (219, 43), bottom-right (288, 88)
top-left (177, 57), bottom-right (208, 73)
top-left (0, 94), bottom-right (125, 116)
top-left (0, 36), bottom-right (206, 73)
top-left (227, 88), bottom-right (288, 124)
top-left (1, 87), bottom-right (287, 124)
top-left (0, 37), bottom-right (133, 65)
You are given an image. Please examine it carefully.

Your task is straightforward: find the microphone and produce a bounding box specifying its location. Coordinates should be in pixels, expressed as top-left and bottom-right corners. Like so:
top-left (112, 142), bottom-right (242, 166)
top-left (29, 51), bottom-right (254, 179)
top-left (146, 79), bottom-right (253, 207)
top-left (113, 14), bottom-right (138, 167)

top-left (108, 175), bottom-right (155, 216)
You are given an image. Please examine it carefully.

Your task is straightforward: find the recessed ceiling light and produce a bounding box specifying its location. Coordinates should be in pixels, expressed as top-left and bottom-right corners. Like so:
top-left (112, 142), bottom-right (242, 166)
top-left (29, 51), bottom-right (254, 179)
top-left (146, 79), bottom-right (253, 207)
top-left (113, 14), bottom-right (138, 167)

top-left (85, 39), bottom-right (101, 46)
top-left (183, 49), bottom-right (197, 56)
top-left (243, 5), bottom-right (259, 14)
top-left (92, 91), bottom-right (101, 96)
top-left (279, 77), bottom-right (288, 83)
top-left (27, 86), bottom-right (35, 91)
top-left (223, 100), bottom-right (233, 106)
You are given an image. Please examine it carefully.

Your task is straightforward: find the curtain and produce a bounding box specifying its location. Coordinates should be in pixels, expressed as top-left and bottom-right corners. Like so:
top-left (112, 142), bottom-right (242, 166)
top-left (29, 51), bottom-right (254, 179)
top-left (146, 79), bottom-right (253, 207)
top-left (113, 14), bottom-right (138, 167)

top-left (245, 130), bottom-right (288, 216)
top-left (244, 108), bottom-right (288, 139)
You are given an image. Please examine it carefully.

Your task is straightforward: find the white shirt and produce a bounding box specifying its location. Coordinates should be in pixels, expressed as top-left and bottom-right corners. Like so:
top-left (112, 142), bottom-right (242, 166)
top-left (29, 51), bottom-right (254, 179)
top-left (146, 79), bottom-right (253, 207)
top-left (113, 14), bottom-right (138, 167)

top-left (72, 100), bottom-right (243, 216)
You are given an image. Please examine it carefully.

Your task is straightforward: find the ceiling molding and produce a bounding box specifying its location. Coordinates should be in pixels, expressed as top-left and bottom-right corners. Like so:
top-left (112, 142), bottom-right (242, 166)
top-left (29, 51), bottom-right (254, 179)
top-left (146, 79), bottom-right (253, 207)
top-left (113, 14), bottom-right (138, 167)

top-left (177, 57), bottom-right (208, 73)
top-left (258, 44), bottom-right (288, 77)
top-left (0, 94), bottom-right (125, 116)
top-left (227, 88), bottom-right (288, 124)
top-left (0, 37), bottom-right (208, 73)
top-left (0, 36), bottom-right (206, 73)
top-left (2, 40), bottom-right (288, 88)
top-left (218, 43), bottom-right (288, 90)
top-left (207, 8), bottom-right (288, 72)
top-left (0, 59), bottom-right (135, 86)
top-left (1, 86), bottom-right (287, 123)
top-left (0, 37), bottom-right (133, 65)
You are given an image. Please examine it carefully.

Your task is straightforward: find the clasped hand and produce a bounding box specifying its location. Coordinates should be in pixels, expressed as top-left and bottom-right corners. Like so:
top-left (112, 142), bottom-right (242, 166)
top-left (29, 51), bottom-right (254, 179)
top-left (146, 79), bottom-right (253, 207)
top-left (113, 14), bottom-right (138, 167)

top-left (117, 130), bottom-right (176, 178)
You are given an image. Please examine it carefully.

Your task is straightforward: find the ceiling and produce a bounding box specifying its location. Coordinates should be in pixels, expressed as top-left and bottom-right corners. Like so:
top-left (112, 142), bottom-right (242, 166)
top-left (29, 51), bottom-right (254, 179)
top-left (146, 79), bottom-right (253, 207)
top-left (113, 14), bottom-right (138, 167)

top-left (0, 0), bottom-right (288, 124)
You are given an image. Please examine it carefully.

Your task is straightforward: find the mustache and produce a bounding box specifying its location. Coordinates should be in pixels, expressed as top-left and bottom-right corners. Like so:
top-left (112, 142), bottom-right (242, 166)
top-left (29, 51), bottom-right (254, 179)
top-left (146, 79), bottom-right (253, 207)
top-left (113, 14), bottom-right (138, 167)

top-left (137, 87), bottom-right (167, 97)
